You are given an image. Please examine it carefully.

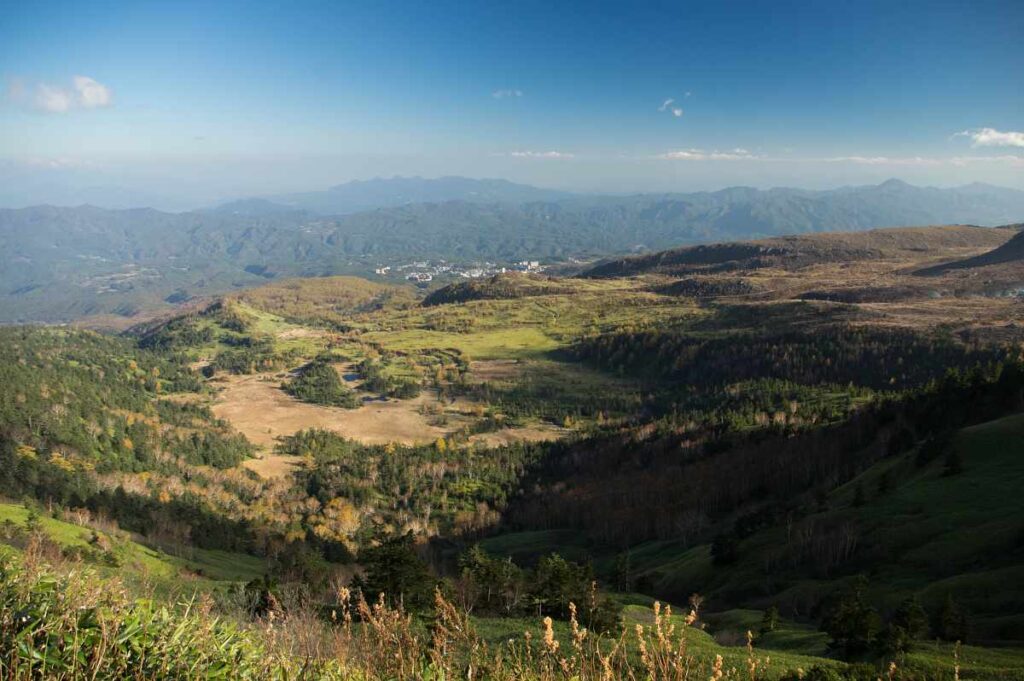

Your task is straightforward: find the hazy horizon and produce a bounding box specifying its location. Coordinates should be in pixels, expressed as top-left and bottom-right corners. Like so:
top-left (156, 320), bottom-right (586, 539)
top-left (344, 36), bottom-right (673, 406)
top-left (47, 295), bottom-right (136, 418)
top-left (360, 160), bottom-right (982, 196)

top-left (2, 1), bottom-right (1022, 210)
top-left (2, 171), bottom-right (1024, 214)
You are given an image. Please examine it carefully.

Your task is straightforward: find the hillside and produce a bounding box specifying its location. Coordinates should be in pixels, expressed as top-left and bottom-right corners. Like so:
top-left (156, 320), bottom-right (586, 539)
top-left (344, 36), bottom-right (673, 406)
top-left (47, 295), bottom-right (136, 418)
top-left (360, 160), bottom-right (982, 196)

top-left (0, 502), bottom-right (264, 587)
top-left (675, 410), bottom-right (1024, 640)
top-left (489, 368), bottom-right (1024, 644)
top-left (422, 272), bottom-right (577, 306)
top-left (230, 275), bottom-right (418, 327)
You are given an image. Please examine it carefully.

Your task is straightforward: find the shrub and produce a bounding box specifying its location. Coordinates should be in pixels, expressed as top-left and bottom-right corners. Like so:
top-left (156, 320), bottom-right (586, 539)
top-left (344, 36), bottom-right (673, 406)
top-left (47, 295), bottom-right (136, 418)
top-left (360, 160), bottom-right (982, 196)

top-left (0, 552), bottom-right (310, 679)
top-left (284, 359), bottom-right (360, 408)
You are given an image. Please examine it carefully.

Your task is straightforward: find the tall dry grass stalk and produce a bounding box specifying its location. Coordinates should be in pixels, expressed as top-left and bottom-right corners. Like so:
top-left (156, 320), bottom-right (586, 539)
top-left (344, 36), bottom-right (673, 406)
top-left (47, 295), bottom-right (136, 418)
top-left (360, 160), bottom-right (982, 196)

top-left (2, 554), bottom-right (961, 680)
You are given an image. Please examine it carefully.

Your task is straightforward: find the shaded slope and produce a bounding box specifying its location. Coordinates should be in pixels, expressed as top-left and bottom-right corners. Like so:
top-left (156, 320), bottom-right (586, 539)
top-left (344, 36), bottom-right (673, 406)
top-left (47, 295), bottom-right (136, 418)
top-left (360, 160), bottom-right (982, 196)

top-left (916, 225), bottom-right (1024, 275)
top-left (584, 225), bottom-right (1015, 278)
top-left (640, 412), bottom-right (1024, 643)
top-left (492, 358), bottom-right (1024, 642)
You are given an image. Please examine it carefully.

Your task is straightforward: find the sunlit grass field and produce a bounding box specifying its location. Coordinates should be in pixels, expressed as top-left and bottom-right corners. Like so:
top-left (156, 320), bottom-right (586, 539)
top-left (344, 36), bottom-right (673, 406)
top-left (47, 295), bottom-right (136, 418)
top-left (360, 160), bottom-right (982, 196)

top-left (0, 501), bottom-right (264, 587)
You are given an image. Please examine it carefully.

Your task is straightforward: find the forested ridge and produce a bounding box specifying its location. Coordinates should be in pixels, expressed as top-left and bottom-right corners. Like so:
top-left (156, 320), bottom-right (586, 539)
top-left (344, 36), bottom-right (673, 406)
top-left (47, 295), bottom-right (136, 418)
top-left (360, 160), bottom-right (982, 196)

top-left (570, 325), bottom-right (1010, 391)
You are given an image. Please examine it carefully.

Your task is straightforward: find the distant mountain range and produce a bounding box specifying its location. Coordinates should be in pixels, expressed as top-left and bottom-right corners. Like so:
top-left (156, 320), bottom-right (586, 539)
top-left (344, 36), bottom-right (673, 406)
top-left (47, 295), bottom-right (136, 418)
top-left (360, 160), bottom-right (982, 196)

top-left (213, 176), bottom-right (573, 215)
top-left (2, 177), bottom-right (1023, 323)
top-left (215, 176), bottom-right (1024, 228)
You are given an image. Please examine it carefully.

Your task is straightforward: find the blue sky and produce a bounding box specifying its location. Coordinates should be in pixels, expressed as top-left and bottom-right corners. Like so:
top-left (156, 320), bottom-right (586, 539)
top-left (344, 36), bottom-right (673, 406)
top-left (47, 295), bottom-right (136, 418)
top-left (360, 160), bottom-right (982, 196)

top-left (1, 0), bottom-right (1022, 207)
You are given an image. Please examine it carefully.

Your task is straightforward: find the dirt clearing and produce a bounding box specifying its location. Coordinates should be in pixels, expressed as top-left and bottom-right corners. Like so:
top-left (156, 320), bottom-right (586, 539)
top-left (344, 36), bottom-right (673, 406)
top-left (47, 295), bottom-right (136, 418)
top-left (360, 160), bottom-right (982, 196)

top-left (242, 454), bottom-right (304, 479)
top-left (211, 369), bottom-right (571, 479)
top-left (210, 373), bottom-right (450, 448)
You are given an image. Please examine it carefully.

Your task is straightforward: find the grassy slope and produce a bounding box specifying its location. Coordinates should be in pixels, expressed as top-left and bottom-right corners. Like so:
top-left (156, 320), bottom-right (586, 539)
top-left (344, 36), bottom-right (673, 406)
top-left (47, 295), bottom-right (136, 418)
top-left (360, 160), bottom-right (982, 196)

top-left (0, 502), bottom-right (264, 587)
top-left (590, 413), bottom-right (1024, 629)
top-left (357, 283), bottom-right (701, 359)
top-left (857, 415), bottom-right (1024, 622)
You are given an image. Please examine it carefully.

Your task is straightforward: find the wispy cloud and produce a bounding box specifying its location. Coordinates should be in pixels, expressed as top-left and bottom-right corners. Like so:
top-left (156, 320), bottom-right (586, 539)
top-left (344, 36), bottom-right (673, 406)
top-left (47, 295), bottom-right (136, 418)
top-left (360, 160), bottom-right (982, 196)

top-left (823, 156), bottom-right (943, 166)
top-left (954, 127), bottom-right (1024, 148)
top-left (825, 154), bottom-right (1023, 167)
top-left (655, 149), bottom-right (1022, 166)
top-left (948, 155), bottom-right (1024, 167)
top-left (24, 156), bottom-right (96, 169)
top-left (8, 75), bottom-right (113, 113)
top-left (508, 150), bottom-right (574, 159)
top-left (492, 89), bottom-right (523, 99)
top-left (657, 148), bottom-right (757, 161)
top-left (658, 97), bottom-right (683, 118)
top-left (34, 84), bottom-right (74, 113)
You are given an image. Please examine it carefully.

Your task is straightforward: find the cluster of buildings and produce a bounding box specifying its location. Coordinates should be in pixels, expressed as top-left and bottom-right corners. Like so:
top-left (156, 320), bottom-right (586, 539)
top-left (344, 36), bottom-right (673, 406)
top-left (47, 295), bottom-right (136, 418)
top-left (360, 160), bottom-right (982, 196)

top-left (372, 259), bottom-right (546, 283)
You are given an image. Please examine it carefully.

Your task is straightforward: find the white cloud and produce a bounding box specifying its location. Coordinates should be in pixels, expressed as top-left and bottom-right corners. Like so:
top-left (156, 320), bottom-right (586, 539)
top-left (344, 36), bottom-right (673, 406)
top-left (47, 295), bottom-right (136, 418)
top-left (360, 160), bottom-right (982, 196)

top-left (34, 84), bottom-right (74, 113)
top-left (73, 75), bottom-right (112, 108)
top-left (955, 128), bottom-right (1024, 148)
top-left (508, 150), bottom-right (574, 159)
top-left (8, 75), bottom-right (113, 113)
top-left (671, 107), bottom-right (683, 117)
top-left (658, 98), bottom-right (674, 112)
top-left (657, 148), bottom-right (758, 161)
top-left (492, 89), bottom-right (523, 99)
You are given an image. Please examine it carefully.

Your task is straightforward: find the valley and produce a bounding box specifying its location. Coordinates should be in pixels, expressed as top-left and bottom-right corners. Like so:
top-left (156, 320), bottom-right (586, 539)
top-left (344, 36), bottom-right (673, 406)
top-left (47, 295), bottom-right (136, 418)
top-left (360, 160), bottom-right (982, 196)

top-left (4, 221), bottom-right (1024, 679)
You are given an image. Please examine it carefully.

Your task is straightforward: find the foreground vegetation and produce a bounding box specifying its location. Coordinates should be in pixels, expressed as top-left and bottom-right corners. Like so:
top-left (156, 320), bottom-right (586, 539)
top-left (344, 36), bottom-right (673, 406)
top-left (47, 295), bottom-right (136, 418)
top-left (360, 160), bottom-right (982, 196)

top-left (4, 547), bottom-right (1008, 680)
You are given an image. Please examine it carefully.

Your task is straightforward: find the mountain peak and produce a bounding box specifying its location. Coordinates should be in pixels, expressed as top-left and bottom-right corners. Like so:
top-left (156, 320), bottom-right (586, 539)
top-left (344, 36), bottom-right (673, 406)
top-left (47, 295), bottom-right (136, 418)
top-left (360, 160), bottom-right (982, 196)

top-left (209, 197), bottom-right (303, 216)
top-left (878, 178), bottom-right (912, 190)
